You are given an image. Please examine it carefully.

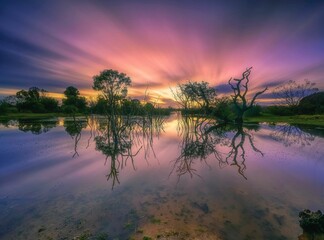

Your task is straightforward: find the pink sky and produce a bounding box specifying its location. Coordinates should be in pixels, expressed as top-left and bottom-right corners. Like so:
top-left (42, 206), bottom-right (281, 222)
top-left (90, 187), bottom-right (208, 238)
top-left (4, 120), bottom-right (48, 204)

top-left (1, 1), bottom-right (324, 106)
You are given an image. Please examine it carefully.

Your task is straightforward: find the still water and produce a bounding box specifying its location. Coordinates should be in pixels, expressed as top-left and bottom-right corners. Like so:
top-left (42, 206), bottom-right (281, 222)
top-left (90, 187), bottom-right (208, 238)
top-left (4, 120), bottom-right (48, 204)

top-left (0, 113), bottom-right (323, 240)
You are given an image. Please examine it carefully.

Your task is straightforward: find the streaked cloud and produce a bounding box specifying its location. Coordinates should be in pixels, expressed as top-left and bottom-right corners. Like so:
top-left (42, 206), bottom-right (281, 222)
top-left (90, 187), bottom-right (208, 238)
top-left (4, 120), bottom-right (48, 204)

top-left (0, 0), bottom-right (323, 106)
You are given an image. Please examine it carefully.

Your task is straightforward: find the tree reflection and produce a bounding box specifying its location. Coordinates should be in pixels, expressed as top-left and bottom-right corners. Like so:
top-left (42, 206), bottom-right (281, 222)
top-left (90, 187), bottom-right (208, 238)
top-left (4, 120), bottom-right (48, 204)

top-left (18, 120), bottom-right (58, 135)
top-left (224, 124), bottom-right (263, 179)
top-left (270, 124), bottom-right (315, 147)
top-left (64, 118), bottom-right (88, 157)
top-left (10, 119), bottom-right (58, 134)
top-left (171, 116), bottom-right (228, 178)
top-left (94, 115), bottom-right (165, 189)
top-left (173, 116), bottom-right (264, 180)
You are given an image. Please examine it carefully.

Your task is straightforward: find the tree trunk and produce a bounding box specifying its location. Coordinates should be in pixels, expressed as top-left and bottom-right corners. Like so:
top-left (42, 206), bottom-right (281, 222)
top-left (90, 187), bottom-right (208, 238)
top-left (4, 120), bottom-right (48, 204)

top-left (235, 111), bottom-right (244, 124)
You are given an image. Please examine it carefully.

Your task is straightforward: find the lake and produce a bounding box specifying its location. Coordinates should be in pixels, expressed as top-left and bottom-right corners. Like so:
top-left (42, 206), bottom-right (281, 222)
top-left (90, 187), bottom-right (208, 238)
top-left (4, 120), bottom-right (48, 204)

top-left (0, 113), bottom-right (323, 240)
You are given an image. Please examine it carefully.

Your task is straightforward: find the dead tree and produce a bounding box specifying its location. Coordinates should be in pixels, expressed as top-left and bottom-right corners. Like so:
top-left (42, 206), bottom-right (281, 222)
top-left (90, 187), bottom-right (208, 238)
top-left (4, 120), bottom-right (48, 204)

top-left (228, 67), bottom-right (268, 124)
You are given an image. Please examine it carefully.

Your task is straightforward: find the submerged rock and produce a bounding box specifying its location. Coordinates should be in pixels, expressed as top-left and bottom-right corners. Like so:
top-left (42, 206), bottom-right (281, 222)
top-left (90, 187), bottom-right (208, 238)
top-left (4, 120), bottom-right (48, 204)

top-left (299, 209), bottom-right (324, 233)
top-left (191, 202), bottom-right (209, 214)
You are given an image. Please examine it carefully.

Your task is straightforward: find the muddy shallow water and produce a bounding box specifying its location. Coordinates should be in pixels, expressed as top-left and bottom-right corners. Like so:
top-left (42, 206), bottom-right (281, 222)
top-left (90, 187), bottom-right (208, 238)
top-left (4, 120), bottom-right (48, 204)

top-left (0, 114), bottom-right (323, 240)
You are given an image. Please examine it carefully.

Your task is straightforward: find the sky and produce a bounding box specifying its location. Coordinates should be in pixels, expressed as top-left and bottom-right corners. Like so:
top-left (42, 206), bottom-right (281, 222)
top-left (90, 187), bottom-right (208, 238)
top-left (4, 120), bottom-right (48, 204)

top-left (1, 0), bottom-right (324, 106)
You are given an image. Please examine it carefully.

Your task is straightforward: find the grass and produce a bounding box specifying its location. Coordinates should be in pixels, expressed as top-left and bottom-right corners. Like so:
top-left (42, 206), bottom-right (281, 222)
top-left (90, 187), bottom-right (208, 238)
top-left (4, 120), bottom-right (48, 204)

top-left (0, 112), bottom-right (84, 121)
top-left (2, 112), bottom-right (324, 127)
top-left (245, 114), bottom-right (324, 127)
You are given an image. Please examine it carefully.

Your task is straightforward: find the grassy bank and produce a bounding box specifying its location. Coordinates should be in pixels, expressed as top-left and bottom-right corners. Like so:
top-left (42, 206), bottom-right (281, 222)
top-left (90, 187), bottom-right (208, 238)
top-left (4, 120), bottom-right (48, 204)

top-left (0, 113), bottom-right (67, 121)
top-left (0, 111), bottom-right (171, 121)
top-left (245, 114), bottom-right (324, 127)
top-left (2, 112), bottom-right (324, 127)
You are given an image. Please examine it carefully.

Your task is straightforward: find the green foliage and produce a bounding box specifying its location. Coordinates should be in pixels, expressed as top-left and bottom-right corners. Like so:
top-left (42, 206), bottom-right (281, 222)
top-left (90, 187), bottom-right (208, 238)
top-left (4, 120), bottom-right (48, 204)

top-left (40, 96), bottom-right (59, 112)
top-left (144, 102), bottom-right (154, 113)
top-left (298, 92), bottom-right (324, 114)
top-left (0, 96), bottom-right (18, 114)
top-left (244, 105), bottom-right (262, 117)
top-left (174, 81), bottom-right (216, 113)
top-left (244, 114), bottom-right (324, 127)
top-left (90, 95), bottom-right (172, 116)
top-left (264, 105), bottom-right (296, 116)
top-left (93, 69), bottom-right (131, 114)
top-left (212, 97), bottom-right (236, 122)
top-left (95, 233), bottom-right (109, 240)
top-left (62, 105), bottom-right (78, 115)
top-left (62, 86), bottom-right (87, 113)
top-left (15, 87), bottom-right (59, 113)
top-left (121, 98), bottom-right (144, 115)
top-left (143, 236), bottom-right (153, 240)
top-left (91, 96), bottom-right (109, 114)
top-left (299, 209), bottom-right (324, 234)
top-left (64, 86), bottom-right (80, 98)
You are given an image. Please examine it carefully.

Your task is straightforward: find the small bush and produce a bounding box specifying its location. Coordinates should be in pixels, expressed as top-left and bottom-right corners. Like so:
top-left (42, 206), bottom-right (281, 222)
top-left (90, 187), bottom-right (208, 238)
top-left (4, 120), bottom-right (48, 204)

top-left (264, 105), bottom-right (297, 116)
top-left (244, 105), bottom-right (262, 117)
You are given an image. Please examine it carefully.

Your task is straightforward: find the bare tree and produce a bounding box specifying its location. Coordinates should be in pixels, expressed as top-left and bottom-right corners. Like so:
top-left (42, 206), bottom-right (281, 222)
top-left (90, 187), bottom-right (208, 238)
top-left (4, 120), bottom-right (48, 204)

top-left (272, 79), bottom-right (318, 107)
top-left (170, 84), bottom-right (192, 111)
top-left (228, 67), bottom-right (268, 124)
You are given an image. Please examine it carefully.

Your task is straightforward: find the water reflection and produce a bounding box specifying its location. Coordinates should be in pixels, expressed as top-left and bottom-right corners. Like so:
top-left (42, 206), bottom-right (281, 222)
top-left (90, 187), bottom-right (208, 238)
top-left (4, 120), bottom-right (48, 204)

top-left (171, 116), bottom-right (228, 178)
top-left (270, 124), bottom-right (316, 147)
top-left (0, 119), bottom-right (58, 134)
top-left (170, 116), bottom-right (264, 180)
top-left (225, 124), bottom-right (264, 179)
top-left (93, 115), bottom-right (165, 188)
top-left (64, 118), bottom-right (88, 157)
top-left (0, 115), bottom-right (323, 239)
top-left (1, 116), bottom-right (320, 181)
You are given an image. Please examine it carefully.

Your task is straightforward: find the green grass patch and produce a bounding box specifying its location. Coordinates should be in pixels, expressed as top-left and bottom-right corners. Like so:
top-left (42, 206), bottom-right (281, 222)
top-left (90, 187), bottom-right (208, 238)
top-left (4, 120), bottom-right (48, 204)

top-left (0, 112), bottom-right (86, 121)
top-left (149, 216), bottom-right (161, 224)
top-left (245, 114), bottom-right (324, 127)
top-left (0, 113), bottom-right (60, 120)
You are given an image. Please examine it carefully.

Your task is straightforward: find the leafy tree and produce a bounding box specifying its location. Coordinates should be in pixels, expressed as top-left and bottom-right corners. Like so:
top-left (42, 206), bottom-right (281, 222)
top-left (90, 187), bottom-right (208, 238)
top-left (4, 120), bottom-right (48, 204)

top-left (243, 105), bottom-right (262, 117)
top-left (228, 67), bottom-right (268, 124)
top-left (121, 98), bottom-right (143, 115)
top-left (15, 87), bottom-right (58, 113)
top-left (64, 86), bottom-right (80, 98)
top-left (62, 105), bottom-right (79, 115)
top-left (183, 81), bottom-right (216, 112)
top-left (91, 95), bottom-right (109, 114)
top-left (144, 102), bottom-right (154, 114)
top-left (93, 69), bottom-right (131, 115)
top-left (212, 97), bottom-right (236, 122)
top-left (174, 81), bottom-right (216, 113)
top-left (16, 87), bottom-right (43, 112)
top-left (62, 86), bottom-right (87, 113)
top-left (171, 84), bottom-right (192, 111)
top-left (265, 105), bottom-right (295, 116)
top-left (0, 96), bottom-right (18, 114)
top-left (272, 79), bottom-right (318, 107)
top-left (40, 96), bottom-right (59, 112)
top-left (298, 92), bottom-right (324, 114)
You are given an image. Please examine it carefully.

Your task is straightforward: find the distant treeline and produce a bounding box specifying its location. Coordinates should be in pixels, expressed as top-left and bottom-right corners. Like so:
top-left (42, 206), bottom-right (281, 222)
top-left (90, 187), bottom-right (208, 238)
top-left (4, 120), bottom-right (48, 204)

top-left (1, 68), bottom-right (323, 120)
top-left (0, 86), bottom-right (172, 116)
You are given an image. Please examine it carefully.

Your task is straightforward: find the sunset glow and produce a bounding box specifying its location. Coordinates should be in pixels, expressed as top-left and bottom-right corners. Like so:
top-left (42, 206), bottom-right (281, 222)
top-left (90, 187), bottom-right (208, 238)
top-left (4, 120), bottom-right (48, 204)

top-left (1, 0), bottom-right (324, 106)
